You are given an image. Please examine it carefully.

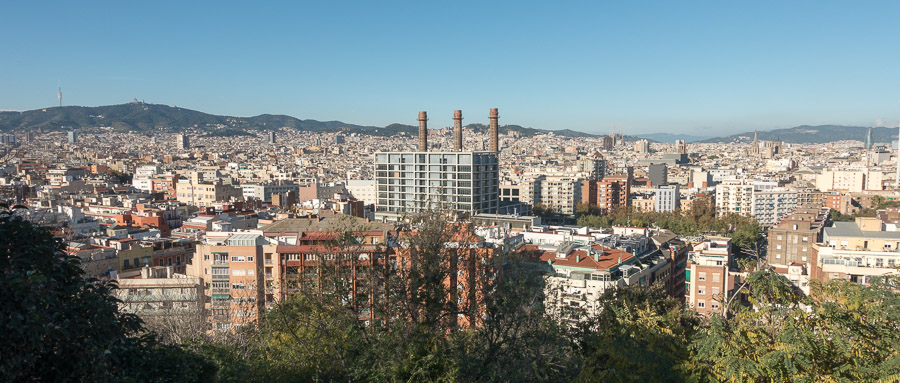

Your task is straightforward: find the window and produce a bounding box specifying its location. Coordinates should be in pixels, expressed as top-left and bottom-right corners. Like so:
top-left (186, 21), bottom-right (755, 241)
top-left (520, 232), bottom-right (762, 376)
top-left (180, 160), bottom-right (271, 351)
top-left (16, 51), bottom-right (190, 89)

top-left (712, 273), bottom-right (720, 283)
top-left (697, 301), bottom-right (706, 308)
top-left (776, 245), bottom-right (782, 250)
top-left (231, 256), bottom-right (245, 262)
top-left (698, 288), bottom-right (705, 295)
top-left (712, 287), bottom-right (720, 296)
top-left (232, 269), bottom-right (246, 276)
top-left (698, 272), bottom-right (706, 282)
top-left (802, 237), bottom-right (809, 242)
top-left (777, 235), bottom-right (783, 240)
top-left (711, 303), bottom-right (720, 310)
top-left (776, 254), bottom-right (782, 259)
top-left (247, 269), bottom-right (255, 276)
top-left (247, 256), bottom-right (254, 262)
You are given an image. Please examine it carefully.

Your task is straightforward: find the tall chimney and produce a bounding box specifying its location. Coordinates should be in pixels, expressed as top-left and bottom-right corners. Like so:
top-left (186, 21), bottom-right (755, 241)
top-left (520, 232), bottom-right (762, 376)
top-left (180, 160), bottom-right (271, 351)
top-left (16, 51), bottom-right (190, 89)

top-left (453, 110), bottom-right (463, 151)
top-left (489, 108), bottom-right (499, 153)
top-left (418, 111), bottom-right (428, 152)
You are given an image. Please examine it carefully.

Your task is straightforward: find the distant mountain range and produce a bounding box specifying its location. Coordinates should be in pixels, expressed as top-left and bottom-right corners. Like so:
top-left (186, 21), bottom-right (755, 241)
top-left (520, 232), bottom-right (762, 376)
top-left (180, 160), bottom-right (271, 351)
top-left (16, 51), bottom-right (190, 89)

top-left (3, 104), bottom-right (883, 144)
top-left (0, 103), bottom-right (604, 139)
top-left (697, 125), bottom-right (895, 144)
top-left (634, 133), bottom-right (714, 143)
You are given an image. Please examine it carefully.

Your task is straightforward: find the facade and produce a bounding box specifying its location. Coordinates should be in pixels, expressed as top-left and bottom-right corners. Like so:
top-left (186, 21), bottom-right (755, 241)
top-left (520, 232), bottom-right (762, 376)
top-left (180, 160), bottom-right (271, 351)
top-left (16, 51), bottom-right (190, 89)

top-left (529, 241), bottom-right (670, 322)
top-left (581, 174), bottom-right (631, 212)
top-left (685, 238), bottom-right (740, 317)
top-left (374, 151), bottom-right (499, 221)
top-left (536, 176), bottom-right (582, 215)
top-left (648, 163), bottom-right (668, 187)
top-left (115, 269), bottom-right (204, 324)
top-left (241, 181), bottom-right (300, 203)
top-left (824, 191), bottom-right (853, 215)
top-left (67, 131), bottom-right (77, 143)
top-left (815, 217), bottom-right (900, 286)
top-left (767, 208), bottom-right (827, 266)
top-left (751, 188), bottom-right (799, 227)
top-left (634, 139), bottom-right (650, 154)
top-left (176, 179), bottom-right (242, 208)
top-left (815, 169), bottom-right (883, 193)
top-left (133, 165), bottom-right (161, 192)
top-left (654, 184), bottom-right (680, 212)
top-left (580, 157), bottom-right (607, 181)
top-left (345, 179), bottom-right (376, 205)
top-left (177, 134), bottom-right (190, 150)
top-left (715, 179), bottom-right (756, 217)
top-left (189, 231), bottom-right (271, 331)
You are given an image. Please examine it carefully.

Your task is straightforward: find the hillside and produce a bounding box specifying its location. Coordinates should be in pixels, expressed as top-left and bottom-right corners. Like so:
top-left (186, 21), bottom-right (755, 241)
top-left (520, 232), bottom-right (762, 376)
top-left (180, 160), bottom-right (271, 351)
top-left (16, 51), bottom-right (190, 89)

top-left (0, 103), bottom-right (382, 133)
top-left (0, 103), bottom-right (603, 138)
top-left (699, 125), bottom-right (894, 144)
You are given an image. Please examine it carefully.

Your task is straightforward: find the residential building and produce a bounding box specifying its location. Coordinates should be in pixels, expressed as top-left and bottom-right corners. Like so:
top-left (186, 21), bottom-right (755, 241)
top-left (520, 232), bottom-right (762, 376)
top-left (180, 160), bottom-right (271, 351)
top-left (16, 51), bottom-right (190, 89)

top-left (655, 184), bottom-right (680, 212)
top-left (686, 237), bottom-right (741, 317)
top-left (374, 151), bottom-right (500, 221)
top-left (648, 163), bottom-right (667, 187)
top-left (581, 174), bottom-right (631, 212)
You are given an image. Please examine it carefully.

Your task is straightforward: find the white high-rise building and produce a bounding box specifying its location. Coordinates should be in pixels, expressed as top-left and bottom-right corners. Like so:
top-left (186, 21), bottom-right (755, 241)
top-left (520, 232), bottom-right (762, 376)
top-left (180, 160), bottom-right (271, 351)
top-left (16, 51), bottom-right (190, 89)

top-left (655, 184), bottom-right (680, 212)
top-left (374, 151), bottom-right (499, 221)
top-left (177, 134), bottom-right (190, 150)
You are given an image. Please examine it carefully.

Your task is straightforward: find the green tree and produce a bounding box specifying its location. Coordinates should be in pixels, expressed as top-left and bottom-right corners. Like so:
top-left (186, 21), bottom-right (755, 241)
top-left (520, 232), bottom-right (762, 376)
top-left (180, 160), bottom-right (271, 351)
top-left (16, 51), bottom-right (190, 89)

top-left (572, 283), bottom-right (699, 382)
top-left (0, 204), bottom-right (215, 382)
top-left (688, 271), bottom-right (900, 382)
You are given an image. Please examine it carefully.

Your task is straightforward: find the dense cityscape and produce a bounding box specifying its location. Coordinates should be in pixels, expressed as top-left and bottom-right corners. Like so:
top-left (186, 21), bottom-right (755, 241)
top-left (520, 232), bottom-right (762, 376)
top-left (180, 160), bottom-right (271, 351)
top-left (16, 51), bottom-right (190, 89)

top-left (3, 2), bottom-right (900, 382)
top-left (2, 105), bottom-right (900, 381)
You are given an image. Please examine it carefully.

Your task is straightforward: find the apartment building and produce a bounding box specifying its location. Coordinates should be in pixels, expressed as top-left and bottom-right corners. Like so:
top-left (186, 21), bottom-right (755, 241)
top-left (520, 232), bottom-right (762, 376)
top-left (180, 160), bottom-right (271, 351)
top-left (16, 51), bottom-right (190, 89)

top-left (241, 181), bottom-right (300, 203)
top-left (751, 188), bottom-right (799, 226)
top-left (536, 176), bottom-right (582, 215)
top-left (530, 241), bottom-right (670, 322)
top-left (374, 151), bottom-right (500, 221)
top-left (768, 208), bottom-right (827, 266)
top-left (115, 267), bottom-right (204, 323)
top-left (176, 179), bottom-right (242, 208)
top-left (581, 174), bottom-right (631, 212)
top-left (816, 217), bottom-right (900, 285)
top-left (686, 237), bottom-right (740, 317)
top-left (189, 231), bottom-right (271, 331)
top-left (823, 191), bottom-right (853, 215)
top-left (655, 184), bottom-right (680, 212)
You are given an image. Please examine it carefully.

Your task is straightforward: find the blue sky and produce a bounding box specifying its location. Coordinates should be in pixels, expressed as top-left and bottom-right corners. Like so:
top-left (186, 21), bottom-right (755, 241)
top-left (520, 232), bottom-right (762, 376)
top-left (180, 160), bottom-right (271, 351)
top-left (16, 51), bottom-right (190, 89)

top-left (1, 1), bottom-right (899, 135)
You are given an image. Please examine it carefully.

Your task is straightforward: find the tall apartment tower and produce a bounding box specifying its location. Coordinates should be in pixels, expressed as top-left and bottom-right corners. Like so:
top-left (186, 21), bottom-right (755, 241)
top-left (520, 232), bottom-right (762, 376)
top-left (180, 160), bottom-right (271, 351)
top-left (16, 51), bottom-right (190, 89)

top-left (648, 163), bottom-right (668, 187)
top-left (67, 131), bottom-right (77, 144)
top-left (177, 134), bottom-right (190, 150)
top-left (268, 131), bottom-right (276, 144)
top-left (580, 157), bottom-right (607, 181)
top-left (375, 110), bottom-right (500, 222)
top-left (634, 139), bottom-right (650, 154)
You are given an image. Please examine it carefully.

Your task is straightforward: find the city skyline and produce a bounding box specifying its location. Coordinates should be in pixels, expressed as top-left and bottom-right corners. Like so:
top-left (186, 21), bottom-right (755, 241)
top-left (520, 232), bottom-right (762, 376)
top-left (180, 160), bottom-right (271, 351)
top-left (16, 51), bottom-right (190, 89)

top-left (2, 2), bottom-right (900, 135)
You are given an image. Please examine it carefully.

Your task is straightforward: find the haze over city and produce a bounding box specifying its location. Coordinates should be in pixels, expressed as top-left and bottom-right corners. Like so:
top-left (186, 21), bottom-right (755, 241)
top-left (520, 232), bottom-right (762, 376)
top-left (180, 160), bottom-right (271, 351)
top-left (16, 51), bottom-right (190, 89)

top-left (2, 2), bottom-right (900, 135)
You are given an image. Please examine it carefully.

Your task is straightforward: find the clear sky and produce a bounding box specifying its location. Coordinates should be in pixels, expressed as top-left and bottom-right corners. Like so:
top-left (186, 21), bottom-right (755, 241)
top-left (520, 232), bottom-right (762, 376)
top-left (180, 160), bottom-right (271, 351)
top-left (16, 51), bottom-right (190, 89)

top-left (1, 1), bottom-right (899, 136)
